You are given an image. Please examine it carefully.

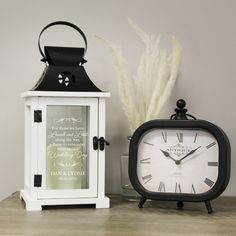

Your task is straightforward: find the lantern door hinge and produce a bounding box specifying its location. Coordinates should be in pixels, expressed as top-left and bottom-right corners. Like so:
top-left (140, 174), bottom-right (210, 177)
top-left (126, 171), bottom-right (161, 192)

top-left (34, 110), bottom-right (42, 122)
top-left (34, 175), bottom-right (42, 187)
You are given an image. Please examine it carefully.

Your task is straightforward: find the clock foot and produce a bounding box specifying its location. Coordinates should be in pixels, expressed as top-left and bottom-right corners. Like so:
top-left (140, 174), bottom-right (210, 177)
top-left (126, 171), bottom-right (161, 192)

top-left (177, 201), bottom-right (184, 209)
top-left (138, 196), bottom-right (147, 208)
top-left (205, 201), bottom-right (213, 214)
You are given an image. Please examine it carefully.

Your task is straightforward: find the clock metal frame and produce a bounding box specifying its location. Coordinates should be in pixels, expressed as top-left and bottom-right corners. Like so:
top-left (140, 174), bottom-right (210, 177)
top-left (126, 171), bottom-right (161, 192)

top-left (129, 119), bottom-right (230, 204)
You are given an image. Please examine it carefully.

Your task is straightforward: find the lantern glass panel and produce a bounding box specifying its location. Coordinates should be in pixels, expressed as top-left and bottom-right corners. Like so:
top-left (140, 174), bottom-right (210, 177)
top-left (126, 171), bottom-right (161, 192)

top-left (46, 105), bottom-right (89, 190)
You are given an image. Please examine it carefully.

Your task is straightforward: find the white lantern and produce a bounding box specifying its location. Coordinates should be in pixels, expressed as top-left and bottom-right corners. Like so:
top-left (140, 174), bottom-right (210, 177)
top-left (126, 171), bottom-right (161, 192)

top-left (20, 22), bottom-right (110, 211)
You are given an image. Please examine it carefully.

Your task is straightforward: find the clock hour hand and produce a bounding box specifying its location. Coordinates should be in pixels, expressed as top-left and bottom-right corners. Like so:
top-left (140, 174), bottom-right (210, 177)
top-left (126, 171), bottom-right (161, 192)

top-left (177, 146), bottom-right (201, 164)
top-left (160, 149), bottom-right (177, 163)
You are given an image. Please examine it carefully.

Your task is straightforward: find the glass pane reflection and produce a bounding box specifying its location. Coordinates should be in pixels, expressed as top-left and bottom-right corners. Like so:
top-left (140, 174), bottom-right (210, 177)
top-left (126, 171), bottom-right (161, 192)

top-left (46, 106), bottom-right (89, 190)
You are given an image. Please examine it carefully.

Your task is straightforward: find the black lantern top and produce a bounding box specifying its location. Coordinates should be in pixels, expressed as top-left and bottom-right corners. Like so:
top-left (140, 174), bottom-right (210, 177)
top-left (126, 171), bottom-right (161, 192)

top-left (32, 21), bottom-right (102, 92)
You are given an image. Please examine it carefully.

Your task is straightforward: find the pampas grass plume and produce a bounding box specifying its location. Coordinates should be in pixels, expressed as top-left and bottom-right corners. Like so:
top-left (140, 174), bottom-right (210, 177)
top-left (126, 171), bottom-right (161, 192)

top-left (96, 19), bottom-right (182, 133)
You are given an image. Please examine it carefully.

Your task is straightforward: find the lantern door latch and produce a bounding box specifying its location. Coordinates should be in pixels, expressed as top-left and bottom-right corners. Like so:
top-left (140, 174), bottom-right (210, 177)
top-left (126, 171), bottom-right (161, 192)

top-left (34, 110), bottom-right (42, 122)
top-left (93, 137), bottom-right (110, 151)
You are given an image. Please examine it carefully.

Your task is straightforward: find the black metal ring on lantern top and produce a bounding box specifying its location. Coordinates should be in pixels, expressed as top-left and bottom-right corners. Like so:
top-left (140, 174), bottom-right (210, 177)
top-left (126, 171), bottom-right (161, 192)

top-left (38, 21), bottom-right (88, 63)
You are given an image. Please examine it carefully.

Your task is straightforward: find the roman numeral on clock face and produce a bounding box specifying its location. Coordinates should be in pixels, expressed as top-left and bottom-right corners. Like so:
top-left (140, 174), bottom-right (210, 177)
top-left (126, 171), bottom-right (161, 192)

top-left (204, 178), bottom-right (215, 187)
top-left (191, 184), bottom-right (196, 194)
top-left (143, 141), bottom-right (154, 146)
top-left (208, 162), bottom-right (218, 167)
top-left (194, 133), bottom-right (198, 143)
top-left (142, 174), bottom-right (152, 184)
top-left (158, 181), bottom-right (165, 192)
top-left (176, 132), bottom-right (183, 143)
top-left (162, 132), bottom-right (167, 143)
top-left (140, 158), bottom-right (151, 164)
top-left (206, 142), bottom-right (216, 149)
top-left (175, 182), bottom-right (181, 193)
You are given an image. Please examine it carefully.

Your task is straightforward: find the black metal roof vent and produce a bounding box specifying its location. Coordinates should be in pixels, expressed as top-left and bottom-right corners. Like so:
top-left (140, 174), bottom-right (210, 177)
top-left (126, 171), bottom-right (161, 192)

top-left (32, 21), bottom-right (102, 92)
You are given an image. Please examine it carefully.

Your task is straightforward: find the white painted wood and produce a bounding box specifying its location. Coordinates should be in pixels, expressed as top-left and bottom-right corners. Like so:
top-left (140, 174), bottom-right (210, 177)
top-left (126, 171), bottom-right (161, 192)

top-left (97, 98), bottom-right (106, 199)
top-left (24, 97), bottom-right (32, 106)
top-left (20, 190), bottom-right (109, 210)
top-left (21, 91), bottom-right (110, 98)
top-left (40, 196), bottom-right (110, 207)
top-left (20, 190), bottom-right (42, 211)
top-left (29, 97), bottom-right (39, 200)
top-left (95, 197), bottom-right (110, 208)
top-left (21, 92), bottom-right (110, 210)
top-left (24, 105), bottom-right (31, 191)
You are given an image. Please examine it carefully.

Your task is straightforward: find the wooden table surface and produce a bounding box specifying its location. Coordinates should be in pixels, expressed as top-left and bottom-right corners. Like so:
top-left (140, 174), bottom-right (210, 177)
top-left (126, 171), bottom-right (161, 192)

top-left (0, 192), bottom-right (236, 236)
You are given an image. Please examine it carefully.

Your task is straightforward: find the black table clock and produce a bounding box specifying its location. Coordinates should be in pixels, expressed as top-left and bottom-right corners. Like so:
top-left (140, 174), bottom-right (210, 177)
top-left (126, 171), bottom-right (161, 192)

top-left (129, 99), bottom-right (230, 214)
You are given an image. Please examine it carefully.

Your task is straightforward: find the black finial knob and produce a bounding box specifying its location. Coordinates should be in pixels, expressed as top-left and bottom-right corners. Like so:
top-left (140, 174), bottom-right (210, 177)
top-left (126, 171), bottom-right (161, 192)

top-left (170, 99), bottom-right (197, 120)
top-left (171, 99), bottom-right (188, 120)
top-left (176, 99), bottom-right (186, 109)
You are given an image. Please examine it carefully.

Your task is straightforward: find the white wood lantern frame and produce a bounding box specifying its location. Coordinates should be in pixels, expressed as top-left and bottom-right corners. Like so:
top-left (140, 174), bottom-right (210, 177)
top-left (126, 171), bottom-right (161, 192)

top-left (20, 91), bottom-right (110, 211)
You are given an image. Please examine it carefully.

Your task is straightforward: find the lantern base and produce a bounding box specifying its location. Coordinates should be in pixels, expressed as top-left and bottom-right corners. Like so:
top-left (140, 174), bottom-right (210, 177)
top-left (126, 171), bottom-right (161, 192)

top-left (20, 190), bottom-right (110, 211)
top-left (20, 190), bottom-right (42, 211)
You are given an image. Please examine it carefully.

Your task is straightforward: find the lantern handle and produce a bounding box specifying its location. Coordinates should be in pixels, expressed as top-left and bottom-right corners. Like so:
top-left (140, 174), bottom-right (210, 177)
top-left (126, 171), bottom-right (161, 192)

top-left (38, 21), bottom-right (87, 63)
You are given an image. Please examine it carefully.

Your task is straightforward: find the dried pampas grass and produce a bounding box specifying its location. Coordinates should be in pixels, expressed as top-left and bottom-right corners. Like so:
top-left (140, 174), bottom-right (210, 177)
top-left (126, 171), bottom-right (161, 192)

top-left (96, 19), bottom-right (182, 133)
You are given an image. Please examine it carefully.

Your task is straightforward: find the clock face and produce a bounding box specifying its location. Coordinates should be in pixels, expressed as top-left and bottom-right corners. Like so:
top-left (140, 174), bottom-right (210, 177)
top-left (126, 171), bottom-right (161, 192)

top-left (137, 128), bottom-right (219, 195)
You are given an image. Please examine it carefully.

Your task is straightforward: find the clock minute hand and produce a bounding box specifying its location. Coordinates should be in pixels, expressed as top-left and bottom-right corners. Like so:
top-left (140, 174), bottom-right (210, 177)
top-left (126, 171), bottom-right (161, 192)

top-left (160, 149), bottom-right (177, 163)
top-left (177, 146), bottom-right (201, 164)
